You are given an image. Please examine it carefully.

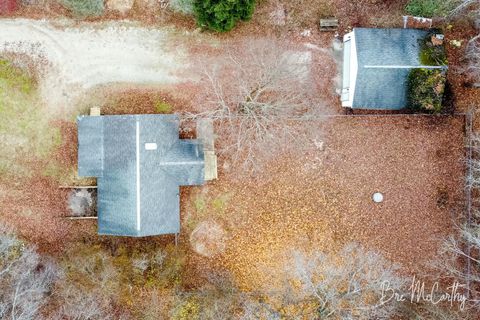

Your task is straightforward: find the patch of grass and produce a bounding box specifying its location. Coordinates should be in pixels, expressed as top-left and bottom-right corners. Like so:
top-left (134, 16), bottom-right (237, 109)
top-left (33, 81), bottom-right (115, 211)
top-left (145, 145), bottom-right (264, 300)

top-left (186, 192), bottom-right (231, 231)
top-left (186, 195), bottom-right (207, 231)
top-left (42, 163), bottom-right (61, 179)
top-left (38, 126), bottom-right (62, 157)
top-left (194, 196), bottom-right (206, 212)
top-left (60, 0), bottom-right (104, 18)
top-left (41, 159), bottom-right (76, 182)
top-left (108, 243), bottom-right (186, 292)
top-left (0, 60), bottom-right (33, 95)
top-left (0, 58), bottom-right (60, 176)
top-left (0, 159), bottom-right (30, 178)
top-left (148, 245), bottom-right (186, 288)
top-left (284, 0), bottom-right (334, 28)
top-left (155, 100), bottom-right (173, 114)
top-left (62, 244), bottom-right (117, 291)
top-left (212, 193), bottom-right (230, 213)
top-left (405, 0), bottom-right (451, 18)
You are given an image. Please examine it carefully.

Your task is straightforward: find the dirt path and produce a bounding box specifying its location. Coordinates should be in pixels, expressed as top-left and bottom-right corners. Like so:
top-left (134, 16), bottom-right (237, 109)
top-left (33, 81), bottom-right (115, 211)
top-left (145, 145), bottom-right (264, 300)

top-left (0, 18), bottom-right (189, 111)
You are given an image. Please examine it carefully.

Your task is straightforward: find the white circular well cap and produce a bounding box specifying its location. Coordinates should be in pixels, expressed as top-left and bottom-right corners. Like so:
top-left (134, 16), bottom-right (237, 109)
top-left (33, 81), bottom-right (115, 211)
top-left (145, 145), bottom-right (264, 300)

top-left (373, 192), bottom-right (384, 203)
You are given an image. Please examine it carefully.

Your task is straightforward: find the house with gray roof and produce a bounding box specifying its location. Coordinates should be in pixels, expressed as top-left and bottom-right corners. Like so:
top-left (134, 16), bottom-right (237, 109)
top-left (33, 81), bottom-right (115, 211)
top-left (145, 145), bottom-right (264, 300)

top-left (341, 28), bottom-right (445, 110)
top-left (77, 114), bottom-right (205, 237)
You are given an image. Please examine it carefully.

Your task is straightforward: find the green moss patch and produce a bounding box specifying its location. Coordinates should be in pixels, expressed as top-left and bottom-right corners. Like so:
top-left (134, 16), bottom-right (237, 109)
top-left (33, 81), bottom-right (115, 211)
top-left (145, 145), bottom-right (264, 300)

top-left (155, 100), bottom-right (173, 114)
top-left (407, 68), bottom-right (446, 113)
top-left (0, 60), bottom-right (34, 95)
top-left (185, 192), bottom-right (232, 232)
top-left (419, 32), bottom-right (447, 66)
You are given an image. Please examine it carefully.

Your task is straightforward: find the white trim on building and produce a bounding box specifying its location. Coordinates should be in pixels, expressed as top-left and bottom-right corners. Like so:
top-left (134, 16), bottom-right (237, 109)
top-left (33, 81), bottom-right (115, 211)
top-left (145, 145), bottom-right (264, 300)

top-left (341, 31), bottom-right (358, 108)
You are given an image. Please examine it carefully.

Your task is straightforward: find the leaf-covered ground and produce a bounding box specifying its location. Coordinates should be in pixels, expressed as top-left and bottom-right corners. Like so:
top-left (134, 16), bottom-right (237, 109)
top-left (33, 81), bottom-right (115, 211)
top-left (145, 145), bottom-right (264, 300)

top-left (183, 115), bottom-right (465, 291)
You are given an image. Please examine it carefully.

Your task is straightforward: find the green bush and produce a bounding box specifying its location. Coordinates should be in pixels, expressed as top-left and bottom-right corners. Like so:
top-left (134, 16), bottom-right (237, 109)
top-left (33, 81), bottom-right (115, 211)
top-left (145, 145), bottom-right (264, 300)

top-left (405, 0), bottom-right (449, 18)
top-left (194, 0), bottom-right (255, 32)
top-left (61, 0), bottom-right (104, 18)
top-left (407, 68), bottom-right (446, 113)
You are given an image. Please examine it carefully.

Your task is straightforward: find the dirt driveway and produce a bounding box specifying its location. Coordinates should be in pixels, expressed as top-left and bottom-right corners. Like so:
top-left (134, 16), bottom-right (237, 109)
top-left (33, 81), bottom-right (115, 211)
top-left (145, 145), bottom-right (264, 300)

top-left (0, 18), bottom-right (191, 111)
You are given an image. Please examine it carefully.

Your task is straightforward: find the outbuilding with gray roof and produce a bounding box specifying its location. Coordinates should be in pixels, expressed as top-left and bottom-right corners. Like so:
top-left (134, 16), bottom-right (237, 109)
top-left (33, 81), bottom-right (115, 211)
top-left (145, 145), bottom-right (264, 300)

top-left (341, 28), bottom-right (446, 110)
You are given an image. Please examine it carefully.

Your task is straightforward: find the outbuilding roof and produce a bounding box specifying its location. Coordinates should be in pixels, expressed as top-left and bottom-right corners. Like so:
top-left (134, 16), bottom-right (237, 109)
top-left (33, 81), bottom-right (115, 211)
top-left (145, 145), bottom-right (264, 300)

top-left (78, 114), bottom-right (205, 237)
top-left (343, 28), bottom-right (430, 110)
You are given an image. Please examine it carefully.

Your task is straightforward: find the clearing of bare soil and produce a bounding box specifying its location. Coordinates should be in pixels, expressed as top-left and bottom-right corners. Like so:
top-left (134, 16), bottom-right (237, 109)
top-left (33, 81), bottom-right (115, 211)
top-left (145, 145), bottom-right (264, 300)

top-left (182, 115), bottom-right (466, 291)
top-left (0, 18), bottom-right (195, 112)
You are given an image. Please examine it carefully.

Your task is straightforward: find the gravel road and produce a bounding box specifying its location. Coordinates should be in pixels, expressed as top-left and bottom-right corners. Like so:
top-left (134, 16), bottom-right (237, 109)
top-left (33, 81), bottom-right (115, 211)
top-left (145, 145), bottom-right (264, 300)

top-left (0, 19), bottom-right (187, 109)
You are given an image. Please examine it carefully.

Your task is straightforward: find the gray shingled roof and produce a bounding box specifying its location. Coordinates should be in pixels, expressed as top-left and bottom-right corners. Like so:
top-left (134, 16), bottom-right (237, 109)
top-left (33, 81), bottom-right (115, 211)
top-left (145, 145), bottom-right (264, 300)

top-left (78, 114), bottom-right (205, 237)
top-left (352, 28), bottom-right (429, 110)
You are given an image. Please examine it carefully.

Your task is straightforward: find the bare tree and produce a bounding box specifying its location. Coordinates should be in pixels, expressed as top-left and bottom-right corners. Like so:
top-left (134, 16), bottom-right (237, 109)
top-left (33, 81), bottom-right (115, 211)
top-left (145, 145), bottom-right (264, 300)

top-left (169, 271), bottom-right (280, 320)
top-left (239, 298), bottom-right (280, 320)
top-left (468, 134), bottom-right (480, 189)
top-left (132, 253), bottom-right (150, 273)
top-left (48, 245), bottom-right (121, 320)
top-left (289, 243), bottom-right (405, 319)
top-left (465, 34), bottom-right (480, 87)
top-left (134, 288), bottom-right (176, 320)
top-left (0, 227), bottom-right (58, 320)
top-left (52, 285), bottom-right (115, 320)
top-left (446, 0), bottom-right (480, 86)
top-left (447, 0), bottom-right (479, 17)
top-left (440, 210), bottom-right (480, 309)
top-left (187, 39), bottom-right (324, 174)
top-left (65, 250), bottom-right (118, 293)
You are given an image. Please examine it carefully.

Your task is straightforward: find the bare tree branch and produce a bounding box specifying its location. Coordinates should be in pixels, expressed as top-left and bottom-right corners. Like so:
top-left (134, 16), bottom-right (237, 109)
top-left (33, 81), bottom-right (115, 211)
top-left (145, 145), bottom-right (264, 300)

top-left (287, 243), bottom-right (405, 319)
top-left (184, 39), bottom-right (325, 175)
top-left (0, 227), bottom-right (58, 320)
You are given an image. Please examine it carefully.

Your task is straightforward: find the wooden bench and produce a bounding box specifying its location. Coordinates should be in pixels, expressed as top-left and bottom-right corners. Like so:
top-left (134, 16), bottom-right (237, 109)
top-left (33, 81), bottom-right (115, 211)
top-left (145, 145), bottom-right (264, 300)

top-left (320, 18), bottom-right (338, 32)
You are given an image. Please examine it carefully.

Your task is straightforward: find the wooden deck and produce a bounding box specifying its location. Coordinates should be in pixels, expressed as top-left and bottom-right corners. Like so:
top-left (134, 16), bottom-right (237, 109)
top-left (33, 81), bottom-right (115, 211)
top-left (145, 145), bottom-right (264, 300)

top-left (197, 119), bottom-right (218, 181)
